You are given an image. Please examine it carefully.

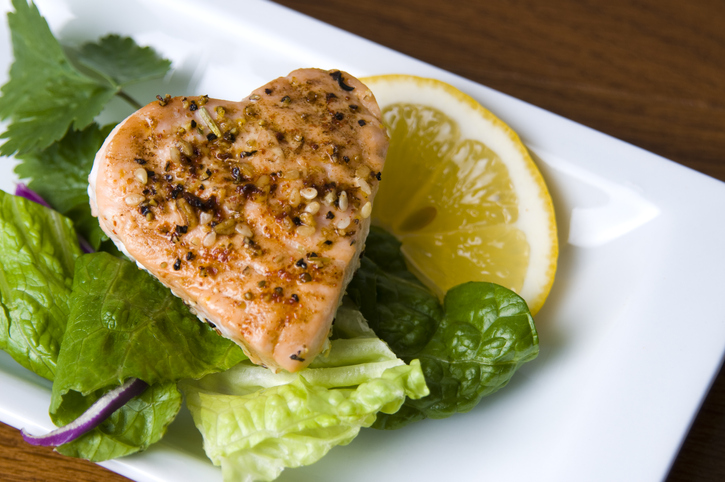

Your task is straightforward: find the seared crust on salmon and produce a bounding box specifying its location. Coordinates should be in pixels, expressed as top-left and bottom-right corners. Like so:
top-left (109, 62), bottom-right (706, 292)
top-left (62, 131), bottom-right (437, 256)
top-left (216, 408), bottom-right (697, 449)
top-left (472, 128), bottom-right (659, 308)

top-left (89, 68), bottom-right (388, 372)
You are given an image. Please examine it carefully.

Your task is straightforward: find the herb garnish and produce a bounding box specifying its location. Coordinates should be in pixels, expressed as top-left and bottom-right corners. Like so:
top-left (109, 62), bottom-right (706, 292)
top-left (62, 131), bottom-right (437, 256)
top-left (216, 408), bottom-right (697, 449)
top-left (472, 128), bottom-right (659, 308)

top-left (0, 0), bottom-right (171, 157)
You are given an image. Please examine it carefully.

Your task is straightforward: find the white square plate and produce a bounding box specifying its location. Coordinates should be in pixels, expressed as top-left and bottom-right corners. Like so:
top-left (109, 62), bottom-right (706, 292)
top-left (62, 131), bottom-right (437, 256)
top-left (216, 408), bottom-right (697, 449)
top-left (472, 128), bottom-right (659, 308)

top-left (2, 1), bottom-right (725, 481)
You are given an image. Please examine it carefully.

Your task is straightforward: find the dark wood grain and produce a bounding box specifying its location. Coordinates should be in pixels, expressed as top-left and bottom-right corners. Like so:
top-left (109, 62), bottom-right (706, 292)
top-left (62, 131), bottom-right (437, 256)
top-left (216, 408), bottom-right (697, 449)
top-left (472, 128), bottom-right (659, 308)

top-left (2, 0), bottom-right (724, 480)
top-left (0, 423), bottom-right (129, 481)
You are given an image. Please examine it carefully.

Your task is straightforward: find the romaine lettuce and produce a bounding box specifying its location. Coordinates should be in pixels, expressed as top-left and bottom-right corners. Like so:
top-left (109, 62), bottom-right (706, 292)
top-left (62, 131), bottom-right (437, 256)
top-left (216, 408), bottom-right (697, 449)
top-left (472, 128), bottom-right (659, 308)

top-left (53, 381), bottom-right (181, 461)
top-left (49, 252), bottom-right (246, 461)
top-left (181, 310), bottom-right (428, 482)
top-left (0, 190), bottom-right (82, 380)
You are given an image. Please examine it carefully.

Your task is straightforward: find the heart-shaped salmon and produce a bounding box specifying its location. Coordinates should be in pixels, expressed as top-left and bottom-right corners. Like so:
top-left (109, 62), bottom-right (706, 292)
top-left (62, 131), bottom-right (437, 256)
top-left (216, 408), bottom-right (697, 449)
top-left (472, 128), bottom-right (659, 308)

top-left (89, 68), bottom-right (388, 372)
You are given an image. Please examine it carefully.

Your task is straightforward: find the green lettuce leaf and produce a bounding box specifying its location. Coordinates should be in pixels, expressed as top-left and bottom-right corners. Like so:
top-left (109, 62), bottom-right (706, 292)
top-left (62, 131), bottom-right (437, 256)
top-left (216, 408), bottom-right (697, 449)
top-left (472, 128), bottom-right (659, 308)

top-left (54, 381), bottom-right (181, 461)
top-left (0, 190), bottom-right (82, 380)
top-left (50, 252), bottom-right (245, 461)
top-left (348, 227), bottom-right (539, 430)
top-left (181, 317), bottom-right (428, 482)
top-left (14, 123), bottom-right (114, 250)
top-left (0, 0), bottom-right (170, 156)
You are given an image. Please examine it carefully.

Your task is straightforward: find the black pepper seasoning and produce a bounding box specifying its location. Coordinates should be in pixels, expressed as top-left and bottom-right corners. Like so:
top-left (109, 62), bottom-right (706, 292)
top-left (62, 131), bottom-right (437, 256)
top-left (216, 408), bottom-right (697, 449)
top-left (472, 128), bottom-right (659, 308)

top-left (173, 258), bottom-right (181, 270)
top-left (291, 294), bottom-right (299, 303)
top-left (171, 184), bottom-right (184, 199)
top-left (156, 94), bottom-right (170, 106)
top-left (329, 71), bottom-right (354, 91)
top-left (358, 119), bottom-right (366, 126)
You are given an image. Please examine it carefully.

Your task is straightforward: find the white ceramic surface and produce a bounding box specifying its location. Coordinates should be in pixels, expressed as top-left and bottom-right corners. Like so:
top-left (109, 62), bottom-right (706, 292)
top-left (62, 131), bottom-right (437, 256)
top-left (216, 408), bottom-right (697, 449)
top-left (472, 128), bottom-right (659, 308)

top-left (2, 1), bottom-right (725, 481)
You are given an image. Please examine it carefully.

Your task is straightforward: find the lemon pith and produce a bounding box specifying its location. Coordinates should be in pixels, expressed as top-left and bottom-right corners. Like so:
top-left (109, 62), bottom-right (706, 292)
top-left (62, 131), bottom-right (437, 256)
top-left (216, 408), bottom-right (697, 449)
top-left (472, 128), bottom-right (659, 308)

top-left (362, 75), bottom-right (558, 315)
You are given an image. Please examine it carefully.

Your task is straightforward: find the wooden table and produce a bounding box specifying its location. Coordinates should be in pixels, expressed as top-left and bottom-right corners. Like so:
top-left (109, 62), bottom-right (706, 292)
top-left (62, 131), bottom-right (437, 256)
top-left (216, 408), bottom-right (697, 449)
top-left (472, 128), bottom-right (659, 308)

top-left (1, 0), bottom-right (724, 480)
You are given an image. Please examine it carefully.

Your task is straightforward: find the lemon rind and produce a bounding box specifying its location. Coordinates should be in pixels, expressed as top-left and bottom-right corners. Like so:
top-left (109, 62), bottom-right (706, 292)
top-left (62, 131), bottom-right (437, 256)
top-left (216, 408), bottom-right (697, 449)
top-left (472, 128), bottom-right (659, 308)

top-left (362, 74), bottom-right (558, 315)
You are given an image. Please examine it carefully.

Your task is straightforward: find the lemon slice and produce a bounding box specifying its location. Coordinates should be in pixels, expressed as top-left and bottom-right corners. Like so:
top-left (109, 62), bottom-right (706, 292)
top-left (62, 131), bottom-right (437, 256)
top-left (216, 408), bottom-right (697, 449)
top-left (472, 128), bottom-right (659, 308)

top-left (363, 75), bottom-right (558, 315)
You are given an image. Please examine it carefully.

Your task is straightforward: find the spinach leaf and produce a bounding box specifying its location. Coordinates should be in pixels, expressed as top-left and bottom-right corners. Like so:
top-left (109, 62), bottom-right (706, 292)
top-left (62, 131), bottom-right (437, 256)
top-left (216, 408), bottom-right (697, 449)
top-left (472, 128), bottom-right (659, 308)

top-left (14, 123), bottom-right (114, 250)
top-left (348, 227), bottom-right (539, 430)
top-left (347, 228), bottom-right (441, 357)
top-left (0, 191), bottom-right (82, 380)
top-left (375, 282), bottom-right (538, 429)
top-left (50, 252), bottom-right (246, 460)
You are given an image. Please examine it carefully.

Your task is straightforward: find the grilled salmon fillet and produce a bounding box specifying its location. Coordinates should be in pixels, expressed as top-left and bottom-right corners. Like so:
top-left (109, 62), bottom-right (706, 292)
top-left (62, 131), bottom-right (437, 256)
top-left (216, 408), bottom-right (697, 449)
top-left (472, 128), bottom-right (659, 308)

top-left (89, 68), bottom-right (388, 372)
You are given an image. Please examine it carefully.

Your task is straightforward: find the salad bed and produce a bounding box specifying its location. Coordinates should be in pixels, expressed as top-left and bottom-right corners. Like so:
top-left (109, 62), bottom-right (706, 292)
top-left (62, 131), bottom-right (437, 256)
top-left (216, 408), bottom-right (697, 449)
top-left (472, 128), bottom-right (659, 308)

top-left (0, 1), bottom-right (540, 480)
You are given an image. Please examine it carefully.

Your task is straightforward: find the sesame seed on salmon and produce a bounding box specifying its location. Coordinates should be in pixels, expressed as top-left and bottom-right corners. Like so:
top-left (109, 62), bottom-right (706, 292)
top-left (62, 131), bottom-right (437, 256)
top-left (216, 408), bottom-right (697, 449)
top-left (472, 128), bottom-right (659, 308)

top-left (89, 68), bottom-right (388, 372)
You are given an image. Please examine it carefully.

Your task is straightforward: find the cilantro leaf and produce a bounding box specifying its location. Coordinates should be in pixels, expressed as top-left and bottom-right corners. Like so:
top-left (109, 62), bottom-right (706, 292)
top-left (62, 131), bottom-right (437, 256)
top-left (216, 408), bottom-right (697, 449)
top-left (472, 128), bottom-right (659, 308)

top-left (0, 0), bottom-right (171, 156)
top-left (0, 0), bottom-right (113, 156)
top-left (14, 123), bottom-right (114, 250)
top-left (14, 123), bottom-right (112, 213)
top-left (71, 34), bottom-right (172, 89)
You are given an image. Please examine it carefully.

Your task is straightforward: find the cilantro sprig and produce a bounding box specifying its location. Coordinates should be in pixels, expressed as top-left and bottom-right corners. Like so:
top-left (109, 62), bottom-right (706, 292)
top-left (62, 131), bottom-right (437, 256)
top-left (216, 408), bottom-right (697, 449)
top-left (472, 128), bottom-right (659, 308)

top-left (0, 0), bottom-right (171, 157)
top-left (14, 124), bottom-right (115, 250)
top-left (0, 0), bottom-right (173, 250)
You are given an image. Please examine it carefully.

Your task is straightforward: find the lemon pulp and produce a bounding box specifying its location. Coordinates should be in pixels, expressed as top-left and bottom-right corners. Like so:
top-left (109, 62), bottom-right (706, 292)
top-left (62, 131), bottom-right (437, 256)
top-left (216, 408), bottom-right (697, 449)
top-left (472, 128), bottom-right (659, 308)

top-left (363, 75), bottom-right (558, 315)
